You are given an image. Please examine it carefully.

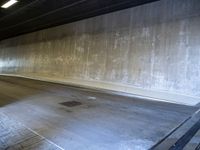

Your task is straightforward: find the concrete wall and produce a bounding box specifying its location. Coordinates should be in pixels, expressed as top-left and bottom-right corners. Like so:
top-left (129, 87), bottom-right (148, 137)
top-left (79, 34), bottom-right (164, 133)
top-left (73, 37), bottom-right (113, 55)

top-left (0, 0), bottom-right (200, 105)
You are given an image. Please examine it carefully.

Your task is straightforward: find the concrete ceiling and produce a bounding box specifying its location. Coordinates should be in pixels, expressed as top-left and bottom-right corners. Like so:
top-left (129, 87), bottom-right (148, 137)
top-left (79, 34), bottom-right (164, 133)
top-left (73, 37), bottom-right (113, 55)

top-left (0, 0), bottom-right (159, 40)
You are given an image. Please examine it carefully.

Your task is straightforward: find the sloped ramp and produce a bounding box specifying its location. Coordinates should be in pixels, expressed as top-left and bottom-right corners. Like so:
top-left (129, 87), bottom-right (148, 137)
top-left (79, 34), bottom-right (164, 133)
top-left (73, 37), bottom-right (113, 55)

top-left (150, 109), bottom-right (200, 150)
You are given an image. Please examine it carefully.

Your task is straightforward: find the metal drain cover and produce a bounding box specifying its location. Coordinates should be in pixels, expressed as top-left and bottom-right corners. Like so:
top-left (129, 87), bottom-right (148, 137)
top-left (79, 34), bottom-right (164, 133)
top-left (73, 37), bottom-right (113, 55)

top-left (60, 101), bottom-right (82, 107)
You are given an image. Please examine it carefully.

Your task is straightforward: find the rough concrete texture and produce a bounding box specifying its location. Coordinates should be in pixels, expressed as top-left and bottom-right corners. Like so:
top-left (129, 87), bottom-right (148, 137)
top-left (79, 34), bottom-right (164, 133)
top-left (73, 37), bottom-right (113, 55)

top-left (0, 76), bottom-right (198, 150)
top-left (0, 0), bottom-right (200, 102)
top-left (0, 113), bottom-right (61, 150)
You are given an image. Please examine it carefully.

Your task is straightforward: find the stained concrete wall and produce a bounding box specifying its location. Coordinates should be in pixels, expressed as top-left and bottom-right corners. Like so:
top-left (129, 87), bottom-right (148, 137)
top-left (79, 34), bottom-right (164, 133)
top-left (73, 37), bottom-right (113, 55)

top-left (0, 0), bottom-right (200, 105)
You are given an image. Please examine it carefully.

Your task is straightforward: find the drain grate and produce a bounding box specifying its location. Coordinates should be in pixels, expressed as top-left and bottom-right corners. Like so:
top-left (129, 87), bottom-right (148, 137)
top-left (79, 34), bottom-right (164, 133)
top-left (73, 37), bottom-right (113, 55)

top-left (60, 101), bottom-right (82, 107)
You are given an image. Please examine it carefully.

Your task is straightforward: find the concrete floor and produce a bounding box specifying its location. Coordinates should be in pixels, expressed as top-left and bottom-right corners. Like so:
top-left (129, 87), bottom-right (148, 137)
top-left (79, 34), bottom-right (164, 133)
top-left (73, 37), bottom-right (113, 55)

top-left (0, 76), bottom-right (198, 150)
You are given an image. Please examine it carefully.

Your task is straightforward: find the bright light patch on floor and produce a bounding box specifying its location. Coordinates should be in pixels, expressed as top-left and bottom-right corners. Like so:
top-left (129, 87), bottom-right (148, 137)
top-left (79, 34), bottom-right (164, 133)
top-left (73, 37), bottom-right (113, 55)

top-left (1, 0), bottom-right (18, 8)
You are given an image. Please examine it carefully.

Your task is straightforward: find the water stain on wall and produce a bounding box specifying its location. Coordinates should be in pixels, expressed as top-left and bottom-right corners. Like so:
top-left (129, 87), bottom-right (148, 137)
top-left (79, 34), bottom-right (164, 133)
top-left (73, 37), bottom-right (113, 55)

top-left (0, 0), bottom-right (200, 98)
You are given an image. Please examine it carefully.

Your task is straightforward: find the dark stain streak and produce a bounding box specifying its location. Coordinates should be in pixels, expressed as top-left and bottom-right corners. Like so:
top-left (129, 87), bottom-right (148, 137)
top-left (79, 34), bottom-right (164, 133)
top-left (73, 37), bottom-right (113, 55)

top-left (60, 101), bottom-right (82, 107)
